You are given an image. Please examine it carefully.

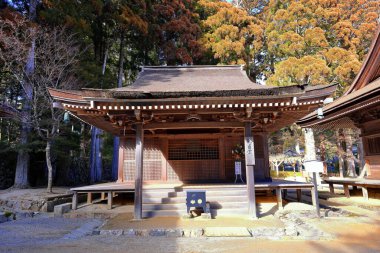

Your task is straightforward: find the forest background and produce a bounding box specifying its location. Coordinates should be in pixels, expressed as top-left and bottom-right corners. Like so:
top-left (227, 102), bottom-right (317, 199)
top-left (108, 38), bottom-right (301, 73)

top-left (0, 0), bottom-right (379, 190)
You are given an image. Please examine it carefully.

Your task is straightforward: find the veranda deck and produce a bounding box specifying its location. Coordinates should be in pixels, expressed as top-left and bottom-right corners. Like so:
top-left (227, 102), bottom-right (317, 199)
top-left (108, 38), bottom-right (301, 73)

top-left (70, 180), bottom-right (316, 213)
top-left (325, 177), bottom-right (380, 200)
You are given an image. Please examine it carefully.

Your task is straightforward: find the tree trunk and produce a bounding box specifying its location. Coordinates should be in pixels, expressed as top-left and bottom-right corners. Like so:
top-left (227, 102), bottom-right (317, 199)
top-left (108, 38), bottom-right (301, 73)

top-left (117, 33), bottom-right (125, 88)
top-left (344, 128), bottom-right (356, 177)
top-left (303, 128), bottom-right (316, 161)
top-left (336, 129), bottom-right (345, 177)
top-left (13, 0), bottom-right (37, 189)
top-left (46, 140), bottom-right (53, 193)
top-left (14, 121), bottom-right (30, 188)
top-left (111, 33), bottom-right (125, 181)
top-left (79, 123), bottom-right (86, 158)
top-left (90, 127), bottom-right (103, 183)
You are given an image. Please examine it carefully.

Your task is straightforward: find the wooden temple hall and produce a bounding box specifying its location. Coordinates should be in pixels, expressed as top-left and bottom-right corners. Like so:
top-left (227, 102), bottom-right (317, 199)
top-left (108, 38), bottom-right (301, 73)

top-left (49, 65), bottom-right (335, 219)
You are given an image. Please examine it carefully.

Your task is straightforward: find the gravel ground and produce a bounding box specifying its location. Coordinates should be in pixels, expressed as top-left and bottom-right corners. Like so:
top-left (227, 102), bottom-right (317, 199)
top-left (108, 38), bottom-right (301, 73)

top-left (1, 214), bottom-right (380, 253)
top-left (0, 216), bottom-right (103, 252)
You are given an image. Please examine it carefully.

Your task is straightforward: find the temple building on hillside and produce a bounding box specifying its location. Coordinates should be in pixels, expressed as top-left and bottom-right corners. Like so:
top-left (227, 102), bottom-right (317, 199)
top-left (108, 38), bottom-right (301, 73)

top-left (297, 28), bottom-right (380, 199)
top-left (49, 65), bottom-right (335, 219)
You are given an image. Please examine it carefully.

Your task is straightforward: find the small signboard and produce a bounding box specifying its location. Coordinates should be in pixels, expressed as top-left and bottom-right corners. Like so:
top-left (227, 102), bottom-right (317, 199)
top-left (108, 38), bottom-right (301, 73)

top-left (235, 161), bottom-right (242, 175)
top-left (303, 160), bottom-right (324, 173)
top-left (234, 161), bottom-right (244, 183)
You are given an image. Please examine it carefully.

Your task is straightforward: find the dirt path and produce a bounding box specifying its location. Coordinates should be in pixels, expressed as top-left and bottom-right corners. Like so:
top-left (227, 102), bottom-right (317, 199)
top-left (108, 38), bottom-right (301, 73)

top-left (1, 213), bottom-right (380, 253)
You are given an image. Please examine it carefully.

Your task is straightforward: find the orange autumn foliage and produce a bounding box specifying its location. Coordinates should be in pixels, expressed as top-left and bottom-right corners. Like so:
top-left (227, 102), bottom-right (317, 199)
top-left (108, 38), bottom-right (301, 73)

top-left (265, 0), bottom-right (379, 93)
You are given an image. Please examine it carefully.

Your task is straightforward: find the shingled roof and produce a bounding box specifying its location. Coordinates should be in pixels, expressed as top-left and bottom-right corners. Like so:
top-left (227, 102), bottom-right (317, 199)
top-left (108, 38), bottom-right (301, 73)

top-left (112, 65), bottom-right (264, 93)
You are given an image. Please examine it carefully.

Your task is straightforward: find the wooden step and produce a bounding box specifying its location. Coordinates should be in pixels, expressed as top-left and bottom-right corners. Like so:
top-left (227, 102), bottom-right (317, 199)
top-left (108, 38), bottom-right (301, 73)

top-left (142, 208), bottom-right (249, 218)
top-left (142, 195), bottom-right (248, 204)
top-left (143, 189), bottom-right (247, 198)
top-left (142, 201), bottom-right (248, 211)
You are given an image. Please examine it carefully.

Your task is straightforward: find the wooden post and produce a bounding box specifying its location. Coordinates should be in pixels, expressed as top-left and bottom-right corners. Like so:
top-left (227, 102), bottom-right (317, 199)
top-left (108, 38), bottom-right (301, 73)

top-left (72, 192), bottom-right (78, 210)
top-left (329, 183), bottom-right (335, 194)
top-left (311, 172), bottom-right (320, 218)
top-left (362, 187), bottom-right (369, 201)
top-left (107, 191), bottom-right (113, 209)
top-left (343, 184), bottom-right (350, 198)
top-left (296, 189), bottom-right (302, 202)
top-left (117, 138), bottom-right (125, 183)
top-left (87, 193), bottom-right (93, 204)
top-left (134, 123), bottom-right (144, 220)
top-left (244, 122), bottom-right (257, 219)
top-left (282, 189), bottom-right (288, 199)
top-left (101, 192), bottom-right (106, 200)
top-left (161, 138), bottom-right (168, 181)
top-left (276, 188), bottom-right (283, 210)
top-left (261, 132), bottom-right (270, 179)
top-left (219, 137), bottom-right (226, 180)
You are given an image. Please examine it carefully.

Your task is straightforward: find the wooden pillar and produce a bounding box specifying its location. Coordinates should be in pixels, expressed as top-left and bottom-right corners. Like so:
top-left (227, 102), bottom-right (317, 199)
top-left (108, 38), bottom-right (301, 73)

top-left (219, 137), bottom-right (226, 180)
top-left (311, 172), bottom-right (321, 218)
top-left (362, 187), bottom-right (369, 201)
top-left (87, 193), bottom-right (93, 204)
top-left (261, 132), bottom-right (270, 179)
top-left (329, 183), bottom-right (335, 194)
top-left (161, 139), bottom-right (168, 181)
top-left (244, 122), bottom-right (257, 219)
top-left (72, 192), bottom-right (78, 210)
top-left (107, 191), bottom-right (113, 209)
top-left (134, 123), bottom-right (144, 220)
top-left (117, 138), bottom-right (125, 183)
top-left (282, 189), bottom-right (288, 199)
top-left (101, 192), bottom-right (106, 200)
top-left (343, 184), bottom-right (350, 198)
top-left (296, 189), bottom-right (302, 202)
top-left (276, 188), bottom-right (283, 210)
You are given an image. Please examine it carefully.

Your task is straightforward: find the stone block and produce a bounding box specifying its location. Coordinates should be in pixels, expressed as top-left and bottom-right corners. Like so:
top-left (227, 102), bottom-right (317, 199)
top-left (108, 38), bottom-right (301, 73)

top-left (149, 229), bottom-right (166, 236)
top-left (134, 229), bottom-right (149, 237)
top-left (183, 229), bottom-right (203, 237)
top-left (204, 227), bottom-right (251, 237)
top-left (54, 203), bottom-right (72, 217)
top-left (123, 229), bottom-right (136, 237)
top-left (166, 229), bottom-right (183, 237)
top-left (99, 229), bottom-right (123, 236)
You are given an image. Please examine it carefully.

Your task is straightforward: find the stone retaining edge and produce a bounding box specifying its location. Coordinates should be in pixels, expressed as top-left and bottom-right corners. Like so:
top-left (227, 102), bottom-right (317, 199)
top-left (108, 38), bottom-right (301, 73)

top-left (93, 227), bottom-right (332, 240)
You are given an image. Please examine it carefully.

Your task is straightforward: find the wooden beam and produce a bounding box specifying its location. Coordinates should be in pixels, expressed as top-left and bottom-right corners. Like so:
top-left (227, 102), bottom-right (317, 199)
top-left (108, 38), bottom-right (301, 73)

top-left (144, 121), bottom-right (245, 130)
top-left (117, 138), bottom-right (125, 183)
top-left (244, 122), bottom-right (257, 219)
top-left (134, 123), bottom-right (144, 219)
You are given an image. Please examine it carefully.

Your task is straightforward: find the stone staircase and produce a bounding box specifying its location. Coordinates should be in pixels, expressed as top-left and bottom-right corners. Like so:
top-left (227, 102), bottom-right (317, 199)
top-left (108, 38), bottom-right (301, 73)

top-left (142, 185), bottom-right (249, 218)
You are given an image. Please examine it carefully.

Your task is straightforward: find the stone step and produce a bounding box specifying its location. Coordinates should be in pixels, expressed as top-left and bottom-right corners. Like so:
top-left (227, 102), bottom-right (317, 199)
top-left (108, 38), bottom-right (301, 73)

top-left (142, 208), bottom-right (249, 218)
top-left (142, 195), bottom-right (248, 204)
top-left (142, 201), bottom-right (248, 211)
top-left (143, 190), bottom-right (247, 198)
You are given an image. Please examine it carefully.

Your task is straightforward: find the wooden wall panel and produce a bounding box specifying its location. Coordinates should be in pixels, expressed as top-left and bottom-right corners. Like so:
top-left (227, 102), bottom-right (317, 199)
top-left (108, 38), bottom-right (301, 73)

top-left (123, 138), bottom-right (162, 181)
